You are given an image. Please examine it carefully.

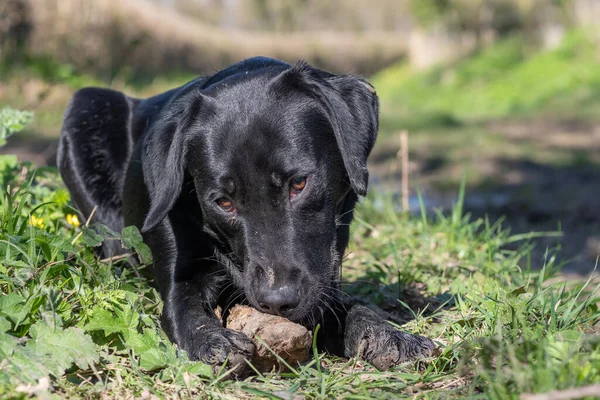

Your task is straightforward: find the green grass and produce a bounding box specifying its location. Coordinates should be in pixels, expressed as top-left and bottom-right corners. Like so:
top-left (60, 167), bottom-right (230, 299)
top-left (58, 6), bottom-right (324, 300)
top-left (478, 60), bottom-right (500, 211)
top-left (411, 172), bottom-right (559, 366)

top-left (373, 29), bottom-right (600, 125)
top-left (1, 138), bottom-right (599, 398)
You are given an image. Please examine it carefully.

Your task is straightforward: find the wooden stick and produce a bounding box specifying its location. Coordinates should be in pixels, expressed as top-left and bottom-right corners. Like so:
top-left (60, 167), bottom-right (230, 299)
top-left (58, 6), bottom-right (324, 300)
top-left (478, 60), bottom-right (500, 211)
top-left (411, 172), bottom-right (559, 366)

top-left (520, 384), bottom-right (600, 400)
top-left (398, 130), bottom-right (409, 212)
top-left (71, 205), bottom-right (97, 245)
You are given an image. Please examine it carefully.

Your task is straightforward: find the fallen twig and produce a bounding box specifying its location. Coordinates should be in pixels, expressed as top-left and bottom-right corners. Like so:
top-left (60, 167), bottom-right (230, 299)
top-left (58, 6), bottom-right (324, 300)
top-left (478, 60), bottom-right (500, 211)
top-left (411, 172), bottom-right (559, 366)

top-left (520, 384), bottom-right (600, 400)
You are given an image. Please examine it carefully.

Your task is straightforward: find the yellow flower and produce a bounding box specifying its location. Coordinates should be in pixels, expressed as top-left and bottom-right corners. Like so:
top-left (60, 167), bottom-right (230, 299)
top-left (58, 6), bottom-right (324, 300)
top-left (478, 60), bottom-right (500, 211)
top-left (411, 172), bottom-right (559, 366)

top-left (29, 215), bottom-right (44, 228)
top-left (66, 214), bottom-right (81, 227)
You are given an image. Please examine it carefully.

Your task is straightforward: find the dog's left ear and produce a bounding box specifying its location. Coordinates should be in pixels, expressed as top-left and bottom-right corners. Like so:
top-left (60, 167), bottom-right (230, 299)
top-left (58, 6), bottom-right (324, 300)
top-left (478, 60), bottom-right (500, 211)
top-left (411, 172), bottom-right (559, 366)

top-left (324, 75), bottom-right (378, 195)
top-left (276, 63), bottom-right (379, 196)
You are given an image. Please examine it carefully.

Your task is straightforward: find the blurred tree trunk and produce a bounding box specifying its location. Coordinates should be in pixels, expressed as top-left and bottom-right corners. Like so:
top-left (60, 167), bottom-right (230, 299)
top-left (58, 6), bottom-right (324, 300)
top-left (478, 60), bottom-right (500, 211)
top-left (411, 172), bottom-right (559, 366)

top-left (221, 0), bottom-right (238, 30)
top-left (0, 0), bottom-right (32, 61)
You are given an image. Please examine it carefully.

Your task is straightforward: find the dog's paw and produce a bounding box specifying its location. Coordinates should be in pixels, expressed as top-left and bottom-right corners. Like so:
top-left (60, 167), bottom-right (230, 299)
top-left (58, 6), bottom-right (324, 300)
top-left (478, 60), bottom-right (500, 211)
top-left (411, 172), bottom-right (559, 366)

top-left (344, 305), bottom-right (435, 370)
top-left (356, 324), bottom-right (435, 370)
top-left (185, 327), bottom-right (255, 377)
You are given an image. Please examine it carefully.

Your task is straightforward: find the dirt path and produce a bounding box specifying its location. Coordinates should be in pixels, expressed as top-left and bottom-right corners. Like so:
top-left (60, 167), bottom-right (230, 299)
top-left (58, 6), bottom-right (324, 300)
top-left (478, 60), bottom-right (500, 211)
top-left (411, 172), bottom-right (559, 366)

top-left (370, 119), bottom-right (600, 276)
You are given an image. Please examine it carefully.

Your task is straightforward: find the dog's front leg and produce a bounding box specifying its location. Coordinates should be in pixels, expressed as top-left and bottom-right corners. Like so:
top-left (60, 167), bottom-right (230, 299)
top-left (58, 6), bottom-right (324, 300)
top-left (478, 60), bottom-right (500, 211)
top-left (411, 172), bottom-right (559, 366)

top-left (143, 225), bottom-right (255, 377)
top-left (160, 278), bottom-right (255, 376)
top-left (343, 305), bottom-right (435, 370)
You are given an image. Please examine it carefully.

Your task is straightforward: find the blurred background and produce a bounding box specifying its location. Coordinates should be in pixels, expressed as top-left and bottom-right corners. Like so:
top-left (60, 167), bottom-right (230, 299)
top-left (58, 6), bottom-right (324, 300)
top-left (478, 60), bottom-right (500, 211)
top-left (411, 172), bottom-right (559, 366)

top-left (1, 0), bottom-right (599, 275)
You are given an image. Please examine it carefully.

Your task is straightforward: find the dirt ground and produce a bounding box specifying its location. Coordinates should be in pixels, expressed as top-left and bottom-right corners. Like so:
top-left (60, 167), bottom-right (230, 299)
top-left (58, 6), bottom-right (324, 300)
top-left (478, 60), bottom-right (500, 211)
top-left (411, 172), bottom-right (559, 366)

top-left (2, 119), bottom-right (599, 276)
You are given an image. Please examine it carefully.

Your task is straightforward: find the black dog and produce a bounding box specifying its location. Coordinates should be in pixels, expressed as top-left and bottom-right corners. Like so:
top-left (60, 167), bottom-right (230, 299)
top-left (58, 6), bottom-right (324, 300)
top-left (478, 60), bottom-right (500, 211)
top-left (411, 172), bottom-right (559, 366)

top-left (58, 57), bottom-right (434, 373)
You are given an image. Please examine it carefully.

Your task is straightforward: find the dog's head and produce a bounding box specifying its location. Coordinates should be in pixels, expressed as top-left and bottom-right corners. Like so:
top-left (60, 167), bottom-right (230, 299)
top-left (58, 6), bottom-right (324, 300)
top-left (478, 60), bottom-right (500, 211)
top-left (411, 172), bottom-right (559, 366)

top-left (141, 61), bottom-right (378, 323)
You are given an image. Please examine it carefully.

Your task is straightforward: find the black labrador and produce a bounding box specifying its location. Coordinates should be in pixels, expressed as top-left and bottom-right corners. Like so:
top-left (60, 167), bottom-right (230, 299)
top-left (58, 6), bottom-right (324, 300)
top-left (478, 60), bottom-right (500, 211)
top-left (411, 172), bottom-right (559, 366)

top-left (58, 57), bottom-right (434, 374)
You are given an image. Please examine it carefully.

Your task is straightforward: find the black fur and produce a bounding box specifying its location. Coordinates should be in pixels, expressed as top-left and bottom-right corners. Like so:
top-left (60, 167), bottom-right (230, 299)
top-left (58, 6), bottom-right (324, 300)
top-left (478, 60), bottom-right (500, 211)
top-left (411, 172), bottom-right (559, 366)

top-left (58, 57), bottom-right (434, 374)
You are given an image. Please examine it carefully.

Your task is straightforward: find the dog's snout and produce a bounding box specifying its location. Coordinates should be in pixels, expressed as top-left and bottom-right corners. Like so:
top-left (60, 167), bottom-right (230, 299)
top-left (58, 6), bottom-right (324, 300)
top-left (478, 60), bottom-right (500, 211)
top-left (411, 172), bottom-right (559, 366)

top-left (256, 286), bottom-right (300, 317)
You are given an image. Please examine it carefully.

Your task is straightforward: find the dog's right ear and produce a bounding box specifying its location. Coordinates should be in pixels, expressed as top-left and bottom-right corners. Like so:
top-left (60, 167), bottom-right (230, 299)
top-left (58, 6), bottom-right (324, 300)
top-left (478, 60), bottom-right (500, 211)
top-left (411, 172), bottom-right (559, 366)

top-left (141, 89), bottom-right (214, 232)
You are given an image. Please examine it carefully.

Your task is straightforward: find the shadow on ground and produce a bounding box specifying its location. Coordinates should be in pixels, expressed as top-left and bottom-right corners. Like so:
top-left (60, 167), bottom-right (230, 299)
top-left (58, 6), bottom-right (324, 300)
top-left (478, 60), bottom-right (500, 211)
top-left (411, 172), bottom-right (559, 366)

top-left (342, 279), bottom-right (453, 327)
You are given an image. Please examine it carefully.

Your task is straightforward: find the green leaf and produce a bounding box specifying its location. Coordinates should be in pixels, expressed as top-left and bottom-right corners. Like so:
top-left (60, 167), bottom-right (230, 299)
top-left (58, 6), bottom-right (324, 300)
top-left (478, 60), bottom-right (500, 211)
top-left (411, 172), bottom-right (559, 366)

top-left (85, 305), bottom-right (172, 369)
top-left (0, 334), bottom-right (55, 385)
top-left (29, 322), bottom-right (99, 371)
top-left (139, 347), bottom-right (170, 371)
top-left (165, 360), bottom-right (212, 386)
top-left (183, 361), bottom-right (212, 377)
top-left (0, 331), bottom-right (18, 356)
top-left (0, 293), bottom-right (26, 322)
top-left (126, 328), bottom-right (162, 354)
top-left (0, 322), bottom-right (99, 386)
top-left (121, 226), bottom-right (152, 264)
top-left (0, 108), bottom-right (34, 146)
top-left (0, 154), bottom-right (18, 170)
top-left (84, 307), bottom-right (135, 336)
top-left (80, 226), bottom-right (104, 247)
top-left (35, 237), bottom-right (53, 261)
top-left (53, 189), bottom-right (70, 205)
top-left (0, 317), bottom-right (10, 333)
top-left (98, 224), bottom-right (119, 239)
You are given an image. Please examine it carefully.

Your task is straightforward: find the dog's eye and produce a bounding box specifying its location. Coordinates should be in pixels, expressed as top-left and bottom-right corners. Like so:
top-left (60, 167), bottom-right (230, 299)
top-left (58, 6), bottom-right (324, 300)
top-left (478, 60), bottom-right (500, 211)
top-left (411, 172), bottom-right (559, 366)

top-left (290, 177), bottom-right (306, 196)
top-left (217, 198), bottom-right (236, 212)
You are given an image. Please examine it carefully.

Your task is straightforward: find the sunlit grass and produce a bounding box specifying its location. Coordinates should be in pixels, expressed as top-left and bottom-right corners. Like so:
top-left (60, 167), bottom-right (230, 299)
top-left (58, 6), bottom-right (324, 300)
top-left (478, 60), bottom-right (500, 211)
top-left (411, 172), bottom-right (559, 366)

top-left (372, 29), bottom-right (600, 123)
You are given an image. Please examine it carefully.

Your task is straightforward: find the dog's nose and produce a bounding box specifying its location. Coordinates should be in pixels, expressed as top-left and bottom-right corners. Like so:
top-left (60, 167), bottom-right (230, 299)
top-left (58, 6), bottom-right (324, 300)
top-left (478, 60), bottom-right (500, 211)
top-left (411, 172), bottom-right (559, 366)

top-left (256, 286), bottom-right (300, 317)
